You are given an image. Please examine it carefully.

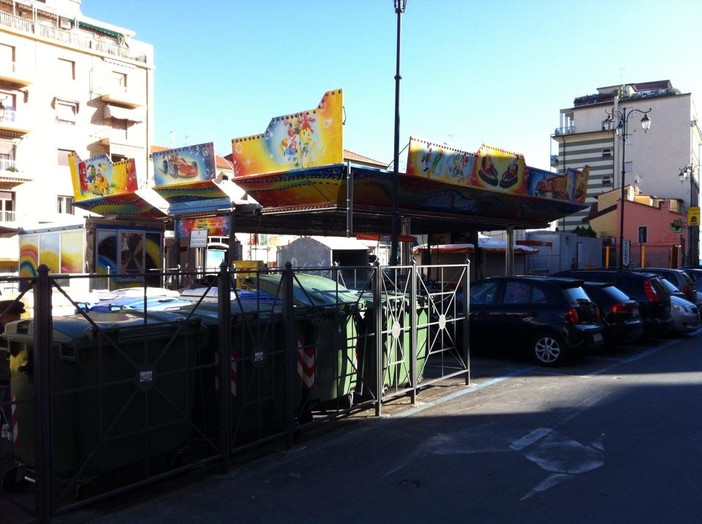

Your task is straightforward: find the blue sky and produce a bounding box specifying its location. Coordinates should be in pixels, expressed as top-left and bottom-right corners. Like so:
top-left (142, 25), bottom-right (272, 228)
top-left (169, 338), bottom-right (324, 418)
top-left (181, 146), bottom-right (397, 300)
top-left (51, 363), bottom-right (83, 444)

top-left (84, 0), bottom-right (702, 171)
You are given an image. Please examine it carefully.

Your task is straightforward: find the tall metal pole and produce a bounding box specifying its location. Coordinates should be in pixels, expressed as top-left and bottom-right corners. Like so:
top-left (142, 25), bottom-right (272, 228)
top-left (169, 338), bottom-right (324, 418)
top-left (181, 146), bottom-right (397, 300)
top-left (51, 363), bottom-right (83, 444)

top-left (391, 0), bottom-right (406, 266)
top-left (618, 108), bottom-right (628, 269)
top-left (606, 103), bottom-right (651, 268)
top-left (691, 169), bottom-right (698, 266)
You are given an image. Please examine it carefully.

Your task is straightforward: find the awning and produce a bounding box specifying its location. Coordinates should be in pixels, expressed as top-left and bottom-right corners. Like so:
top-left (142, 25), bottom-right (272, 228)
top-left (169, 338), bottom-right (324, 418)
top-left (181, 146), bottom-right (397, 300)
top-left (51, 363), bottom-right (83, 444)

top-left (0, 173), bottom-right (31, 189)
top-left (78, 21), bottom-right (125, 41)
top-left (0, 224), bottom-right (19, 237)
top-left (103, 104), bottom-right (142, 122)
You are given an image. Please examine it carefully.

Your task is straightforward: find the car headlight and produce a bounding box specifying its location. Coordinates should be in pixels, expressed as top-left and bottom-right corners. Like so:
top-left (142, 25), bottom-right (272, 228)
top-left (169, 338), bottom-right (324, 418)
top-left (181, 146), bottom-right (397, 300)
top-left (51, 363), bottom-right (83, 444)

top-left (672, 303), bottom-right (683, 312)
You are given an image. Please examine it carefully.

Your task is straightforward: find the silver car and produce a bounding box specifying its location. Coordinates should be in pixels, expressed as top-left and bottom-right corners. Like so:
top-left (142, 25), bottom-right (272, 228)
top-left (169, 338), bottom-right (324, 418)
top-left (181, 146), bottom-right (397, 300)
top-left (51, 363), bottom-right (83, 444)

top-left (670, 295), bottom-right (700, 334)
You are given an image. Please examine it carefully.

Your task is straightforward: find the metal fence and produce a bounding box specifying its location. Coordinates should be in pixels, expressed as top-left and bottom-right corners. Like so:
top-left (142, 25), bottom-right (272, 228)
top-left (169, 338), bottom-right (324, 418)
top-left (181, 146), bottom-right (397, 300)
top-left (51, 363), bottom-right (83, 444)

top-left (0, 262), bottom-right (470, 521)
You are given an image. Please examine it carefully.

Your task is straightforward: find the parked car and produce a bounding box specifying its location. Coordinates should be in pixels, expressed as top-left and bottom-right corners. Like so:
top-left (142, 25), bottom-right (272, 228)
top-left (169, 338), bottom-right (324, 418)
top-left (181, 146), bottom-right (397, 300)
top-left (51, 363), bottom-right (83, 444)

top-left (681, 267), bottom-right (702, 304)
top-left (670, 295), bottom-right (700, 334)
top-left (580, 281), bottom-right (644, 347)
top-left (657, 278), bottom-right (701, 334)
top-left (632, 268), bottom-right (696, 304)
top-left (465, 276), bottom-right (604, 366)
top-left (553, 269), bottom-right (674, 336)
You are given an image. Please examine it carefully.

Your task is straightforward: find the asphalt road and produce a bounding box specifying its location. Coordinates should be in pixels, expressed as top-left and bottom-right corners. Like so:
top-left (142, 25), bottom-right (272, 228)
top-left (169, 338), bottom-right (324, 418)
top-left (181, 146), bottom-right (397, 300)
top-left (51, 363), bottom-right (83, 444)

top-left (45, 329), bottom-right (700, 524)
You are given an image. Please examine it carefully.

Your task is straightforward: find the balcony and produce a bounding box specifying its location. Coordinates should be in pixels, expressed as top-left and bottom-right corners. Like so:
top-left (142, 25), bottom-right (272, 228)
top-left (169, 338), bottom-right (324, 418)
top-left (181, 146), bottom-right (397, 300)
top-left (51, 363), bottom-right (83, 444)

top-left (0, 11), bottom-right (148, 64)
top-left (100, 89), bottom-right (143, 109)
top-left (0, 210), bottom-right (16, 223)
top-left (0, 158), bottom-right (30, 189)
top-left (0, 62), bottom-right (33, 87)
top-left (553, 126), bottom-right (576, 136)
top-left (0, 110), bottom-right (31, 137)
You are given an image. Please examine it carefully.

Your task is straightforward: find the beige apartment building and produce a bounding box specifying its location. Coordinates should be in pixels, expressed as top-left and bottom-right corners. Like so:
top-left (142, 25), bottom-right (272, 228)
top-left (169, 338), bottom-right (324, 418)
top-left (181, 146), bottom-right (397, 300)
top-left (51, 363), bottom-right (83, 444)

top-left (0, 0), bottom-right (153, 272)
top-left (551, 81), bottom-right (701, 264)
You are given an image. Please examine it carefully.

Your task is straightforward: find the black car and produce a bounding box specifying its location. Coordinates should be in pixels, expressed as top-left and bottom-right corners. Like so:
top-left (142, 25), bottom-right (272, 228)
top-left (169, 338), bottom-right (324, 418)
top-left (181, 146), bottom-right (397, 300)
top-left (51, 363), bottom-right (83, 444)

top-left (632, 268), bottom-right (696, 304)
top-left (580, 281), bottom-right (644, 347)
top-left (466, 276), bottom-right (604, 366)
top-left (554, 269), bottom-right (674, 336)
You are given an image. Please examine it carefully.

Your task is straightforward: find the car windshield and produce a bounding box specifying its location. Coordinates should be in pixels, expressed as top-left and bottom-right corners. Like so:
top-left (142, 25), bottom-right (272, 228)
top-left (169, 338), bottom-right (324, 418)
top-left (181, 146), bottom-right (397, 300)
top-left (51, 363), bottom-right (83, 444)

top-left (660, 278), bottom-right (682, 295)
top-left (562, 285), bottom-right (592, 304)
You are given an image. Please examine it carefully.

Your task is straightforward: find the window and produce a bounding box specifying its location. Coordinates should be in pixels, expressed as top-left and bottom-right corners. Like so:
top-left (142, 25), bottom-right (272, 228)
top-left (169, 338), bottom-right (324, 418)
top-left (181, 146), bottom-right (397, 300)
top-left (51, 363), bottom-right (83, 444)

top-left (111, 71), bottom-right (127, 91)
top-left (504, 282), bottom-right (531, 304)
top-left (57, 195), bottom-right (74, 214)
top-left (602, 149), bottom-right (612, 158)
top-left (0, 44), bottom-right (15, 69)
top-left (57, 149), bottom-right (72, 166)
top-left (0, 141), bottom-right (16, 171)
top-left (638, 226), bottom-right (648, 244)
top-left (602, 176), bottom-right (612, 185)
top-left (624, 161), bottom-right (633, 174)
top-left (470, 280), bottom-right (499, 305)
top-left (56, 101), bottom-right (78, 123)
top-left (0, 92), bottom-right (17, 121)
top-left (57, 58), bottom-right (75, 81)
top-left (0, 191), bottom-right (15, 222)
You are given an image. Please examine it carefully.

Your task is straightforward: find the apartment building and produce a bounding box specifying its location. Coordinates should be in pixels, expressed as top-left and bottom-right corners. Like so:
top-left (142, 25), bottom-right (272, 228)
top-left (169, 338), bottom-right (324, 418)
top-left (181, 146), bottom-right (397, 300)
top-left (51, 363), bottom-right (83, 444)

top-left (0, 0), bottom-right (153, 272)
top-left (551, 80), bottom-right (701, 264)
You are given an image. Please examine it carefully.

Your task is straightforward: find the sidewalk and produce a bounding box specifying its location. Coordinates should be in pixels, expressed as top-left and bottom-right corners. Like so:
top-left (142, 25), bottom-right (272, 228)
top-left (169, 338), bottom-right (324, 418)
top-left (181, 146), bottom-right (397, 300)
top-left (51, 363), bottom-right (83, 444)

top-left (56, 380), bottom-right (483, 523)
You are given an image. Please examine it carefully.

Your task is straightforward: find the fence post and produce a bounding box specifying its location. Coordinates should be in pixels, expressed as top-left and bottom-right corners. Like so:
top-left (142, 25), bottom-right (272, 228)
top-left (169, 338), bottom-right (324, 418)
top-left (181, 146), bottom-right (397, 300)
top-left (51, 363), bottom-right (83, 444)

top-left (374, 264), bottom-right (383, 416)
top-left (217, 262), bottom-right (232, 468)
top-left (34, 264), bottom-right (53, 519)
top-left (283, 263), bottom-right (296, 446)
top-left (409, 263), bottom-right (417, 405)
top-left (463, 262), bottom-right (471, 385)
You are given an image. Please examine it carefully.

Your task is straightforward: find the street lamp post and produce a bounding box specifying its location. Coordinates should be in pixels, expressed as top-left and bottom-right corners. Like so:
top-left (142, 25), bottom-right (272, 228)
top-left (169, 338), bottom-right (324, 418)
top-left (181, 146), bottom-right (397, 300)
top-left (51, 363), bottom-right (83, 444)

top-left (679, 164), bottom-right (698, 266)
top-left (390, 0), bottom-right (407, 266)
top-left (603, 105), bottom-right (652, 268)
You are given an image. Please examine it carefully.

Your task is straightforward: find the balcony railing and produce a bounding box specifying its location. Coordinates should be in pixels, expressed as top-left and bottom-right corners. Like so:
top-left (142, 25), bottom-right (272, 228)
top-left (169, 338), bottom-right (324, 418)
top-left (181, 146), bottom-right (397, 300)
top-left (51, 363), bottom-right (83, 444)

top-left (0, 11), bottom-right (147, 64)
top-left (0, 109), bottom-right (17, 124)
top-left (0, 158), bottom-right (17, 172)
top-left (554, 126), bottom-right (576, 136)
top-left (0, 210), bottom-right (16, 223)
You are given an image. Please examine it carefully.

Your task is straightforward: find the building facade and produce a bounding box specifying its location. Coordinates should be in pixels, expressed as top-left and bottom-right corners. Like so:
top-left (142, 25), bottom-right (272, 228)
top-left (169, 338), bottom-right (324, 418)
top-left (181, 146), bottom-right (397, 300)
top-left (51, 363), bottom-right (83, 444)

top-left (552, 80), bottom-right (701, 265)
top-left (0, 0), bottom-right (153, 272)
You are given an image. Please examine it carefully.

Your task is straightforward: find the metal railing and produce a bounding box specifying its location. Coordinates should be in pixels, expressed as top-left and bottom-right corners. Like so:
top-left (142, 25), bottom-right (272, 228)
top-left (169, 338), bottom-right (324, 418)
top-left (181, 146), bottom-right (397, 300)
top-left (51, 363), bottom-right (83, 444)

top-left (0, 11), bottom-right (148, 64)
top-left (0, 262), bottom-right (470, 520)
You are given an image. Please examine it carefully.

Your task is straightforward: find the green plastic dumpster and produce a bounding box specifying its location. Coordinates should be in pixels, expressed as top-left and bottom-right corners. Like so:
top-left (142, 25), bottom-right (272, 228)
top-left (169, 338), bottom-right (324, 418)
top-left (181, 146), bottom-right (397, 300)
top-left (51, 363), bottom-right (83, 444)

top-left (244, 274), bottom-right (362, 411)
top-left (178, 295), bottom-right (307, 446)
top-left (3, 310), bottom-right (207, 485)
top-left (356, 292), bottom-right (429, 400)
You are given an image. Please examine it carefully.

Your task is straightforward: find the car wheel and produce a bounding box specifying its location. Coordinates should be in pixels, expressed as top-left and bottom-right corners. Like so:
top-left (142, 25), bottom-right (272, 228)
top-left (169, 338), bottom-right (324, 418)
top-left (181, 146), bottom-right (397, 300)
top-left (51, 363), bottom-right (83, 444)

top-left (532, 333), bottom-right (566, 366)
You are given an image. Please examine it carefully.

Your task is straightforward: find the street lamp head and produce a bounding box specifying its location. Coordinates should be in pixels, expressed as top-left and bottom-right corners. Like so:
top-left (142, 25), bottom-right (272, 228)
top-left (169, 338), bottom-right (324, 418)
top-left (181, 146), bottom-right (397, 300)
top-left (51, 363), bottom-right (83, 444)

top-left (395, 0), bottom-right (408, 13)
top-left (640, 113), bottom-right (651, 133)
top-left (602, 114), bottom-right (617, 132)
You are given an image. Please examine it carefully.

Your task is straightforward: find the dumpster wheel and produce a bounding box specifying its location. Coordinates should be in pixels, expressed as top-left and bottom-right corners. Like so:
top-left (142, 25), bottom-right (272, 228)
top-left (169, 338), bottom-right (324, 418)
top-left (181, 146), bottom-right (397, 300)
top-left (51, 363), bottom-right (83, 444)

top-left (2, 465), bottom-right (30, 494)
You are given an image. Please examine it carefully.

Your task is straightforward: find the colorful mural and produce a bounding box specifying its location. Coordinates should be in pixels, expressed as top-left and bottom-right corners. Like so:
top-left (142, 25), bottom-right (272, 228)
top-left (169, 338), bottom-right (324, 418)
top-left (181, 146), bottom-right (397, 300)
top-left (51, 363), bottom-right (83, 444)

top-left (19, 234), bottom-right (38, 278)
top-left (175, 216), bottom-right (230, 239)
top-left (406, 137), bottom-right (589, 205)
top-left (19, 229), bottom-right (84, 278)
top-left (152, 142), bottom-right (217, 187)
top-left (69, 153), bottom-right (138, 202)
top-left (73, 192), bottom-right (167, 219)
top-left (68, 153), bottom-right (166, 218)
top-left (231, 89), bottom-right (344, 177)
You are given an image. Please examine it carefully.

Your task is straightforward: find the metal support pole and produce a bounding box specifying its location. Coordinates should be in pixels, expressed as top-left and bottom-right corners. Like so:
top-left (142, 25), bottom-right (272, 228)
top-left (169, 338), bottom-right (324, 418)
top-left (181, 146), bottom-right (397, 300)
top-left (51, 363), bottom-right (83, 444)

top-left (35, 265), bottom-right (53, 520)
top-left (390, 1), bottom-right (406, 265)
top-left (217, 262), bottom-right (232, 468)
top-left (619, 109), bottom-right (628, 269)
top-left (283, 263), bottom-right (296, 445)
top-left (409, 262), bottom-right (417, 405)
top-left (373, 264), bottom-right (383, 416)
